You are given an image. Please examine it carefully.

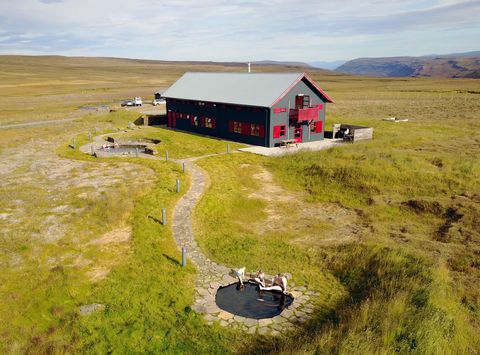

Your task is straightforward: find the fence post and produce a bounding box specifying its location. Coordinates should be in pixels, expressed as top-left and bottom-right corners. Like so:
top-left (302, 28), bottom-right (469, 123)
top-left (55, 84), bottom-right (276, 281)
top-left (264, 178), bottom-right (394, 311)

top-left (135, 147), bottom-right (139, 157)
top-left (176, 179), bottom-right (180, 193)
top-left (165, 150), bottom-right (169, 161)
top-left (162, 208), bottom-right (167, 225)
top-left (182, 162), bottom-right (186, 173)
top-left (182, 247), bottom-right (187, 267)
top-left (227, 143), bottom-right (230, 154)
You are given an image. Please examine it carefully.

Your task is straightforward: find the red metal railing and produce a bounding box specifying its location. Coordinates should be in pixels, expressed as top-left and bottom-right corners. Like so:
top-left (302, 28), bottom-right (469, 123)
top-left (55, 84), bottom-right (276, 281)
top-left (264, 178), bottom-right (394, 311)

top-left (289, 107), bottom-right (320, 122)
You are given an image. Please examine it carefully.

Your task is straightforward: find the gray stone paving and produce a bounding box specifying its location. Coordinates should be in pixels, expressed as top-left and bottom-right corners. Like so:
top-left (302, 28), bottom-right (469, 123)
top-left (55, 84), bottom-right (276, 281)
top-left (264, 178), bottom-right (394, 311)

top-left (80, 133), bottom-right (319, 335)
top-left (171, 156), bottom-right (319, 336)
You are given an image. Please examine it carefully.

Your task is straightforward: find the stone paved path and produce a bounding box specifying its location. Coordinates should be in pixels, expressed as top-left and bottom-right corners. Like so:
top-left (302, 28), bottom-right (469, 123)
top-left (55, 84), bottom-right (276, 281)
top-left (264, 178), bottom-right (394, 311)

top-left (80, 133), bottom-right (319, 335)
top-left (171, 155), bottom-right (319, 335)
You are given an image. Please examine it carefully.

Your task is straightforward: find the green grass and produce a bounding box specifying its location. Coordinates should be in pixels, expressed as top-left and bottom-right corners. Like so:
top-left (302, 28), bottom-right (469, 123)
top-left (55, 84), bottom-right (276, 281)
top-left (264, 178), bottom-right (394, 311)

top-left (194, 150), bottom-right (479, 353)
top-left (1, 128), bottom-right (243, 353)
top-left (73, 158), bottom-right (240, 354)
top-left (111, 126), bottom-right (247, 159)
top-left (191, 75), bottom-right (480, 353)
top-left (2, 57), bottom-right (480, 354)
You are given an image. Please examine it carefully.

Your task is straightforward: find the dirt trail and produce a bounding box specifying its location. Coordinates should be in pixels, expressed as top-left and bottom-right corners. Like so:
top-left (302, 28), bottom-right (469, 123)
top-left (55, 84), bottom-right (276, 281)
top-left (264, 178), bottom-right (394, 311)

top-left (246, 165), bottom-right (362, 246)
top-left (0, 117), bottom-right (77, 130)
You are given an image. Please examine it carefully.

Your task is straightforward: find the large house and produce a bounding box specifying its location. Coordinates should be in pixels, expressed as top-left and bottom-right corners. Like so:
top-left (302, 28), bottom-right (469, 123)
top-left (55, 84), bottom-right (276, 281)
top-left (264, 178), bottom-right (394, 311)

top-left (162, 72), bottom-right (333, 147)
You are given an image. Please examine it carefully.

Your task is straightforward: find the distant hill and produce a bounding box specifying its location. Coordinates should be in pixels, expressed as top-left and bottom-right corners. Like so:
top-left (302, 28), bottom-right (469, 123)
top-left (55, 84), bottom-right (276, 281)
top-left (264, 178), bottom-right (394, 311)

top-left (336, 52), bottom-right (480, 78)
top-left (252, 60), bottom-right (311, 68)
top-left (309, 60), bottom-right (347, 70)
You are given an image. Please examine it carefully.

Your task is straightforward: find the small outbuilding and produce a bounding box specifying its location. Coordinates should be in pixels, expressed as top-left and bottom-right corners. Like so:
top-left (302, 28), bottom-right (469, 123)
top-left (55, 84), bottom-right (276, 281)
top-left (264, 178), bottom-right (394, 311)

top-left (162, 72), bottom-right (334, 147)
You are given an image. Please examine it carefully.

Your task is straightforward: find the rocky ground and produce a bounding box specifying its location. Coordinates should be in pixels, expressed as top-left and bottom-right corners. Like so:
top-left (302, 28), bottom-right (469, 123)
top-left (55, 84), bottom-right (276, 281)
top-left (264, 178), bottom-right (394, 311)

top-left (0, 126), bottom-right (154, 277)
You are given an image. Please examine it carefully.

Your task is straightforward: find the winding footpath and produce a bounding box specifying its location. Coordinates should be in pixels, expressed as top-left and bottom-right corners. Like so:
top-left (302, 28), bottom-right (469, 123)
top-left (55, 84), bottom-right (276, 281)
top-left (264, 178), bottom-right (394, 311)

top-left (80, 135), bottom-right (319, 335)
top-left (171, 156), bottom-right (319, 336)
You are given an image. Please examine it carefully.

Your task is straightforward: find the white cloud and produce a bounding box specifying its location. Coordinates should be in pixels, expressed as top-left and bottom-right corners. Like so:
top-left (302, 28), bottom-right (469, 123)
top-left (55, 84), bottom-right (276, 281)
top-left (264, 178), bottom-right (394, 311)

top-left (0, 0), bottom-right (479, 61)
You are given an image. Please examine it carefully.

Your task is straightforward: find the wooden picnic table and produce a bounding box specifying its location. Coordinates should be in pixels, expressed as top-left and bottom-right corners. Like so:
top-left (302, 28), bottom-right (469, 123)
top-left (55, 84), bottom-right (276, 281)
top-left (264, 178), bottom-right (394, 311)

top-left (279, 139), bottom-right (298, 148)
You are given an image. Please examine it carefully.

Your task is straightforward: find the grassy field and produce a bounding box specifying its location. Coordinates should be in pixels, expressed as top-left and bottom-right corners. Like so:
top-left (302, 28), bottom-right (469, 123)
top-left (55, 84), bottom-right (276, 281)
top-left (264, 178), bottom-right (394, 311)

top-left (0, 55), bottom-right (312, 126)
top-left (110, 126), bottom-right (246, 159)
top-left (0, 55), bottom-right (479, 353)
top-left (0, 110), bottom-right (248, 353)
top-left (193, 75), bottom-right (480, 353)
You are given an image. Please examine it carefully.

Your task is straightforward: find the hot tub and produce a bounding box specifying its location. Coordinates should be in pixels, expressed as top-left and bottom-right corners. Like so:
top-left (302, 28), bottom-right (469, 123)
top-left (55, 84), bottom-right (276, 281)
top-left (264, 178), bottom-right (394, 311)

top-left (215, 282), bottom-right (294, 319)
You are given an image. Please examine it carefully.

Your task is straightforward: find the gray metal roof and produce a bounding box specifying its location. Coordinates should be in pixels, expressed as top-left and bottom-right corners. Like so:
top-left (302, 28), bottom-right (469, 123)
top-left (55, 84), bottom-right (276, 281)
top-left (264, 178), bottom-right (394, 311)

top-left (162, 72), bottom-right (308, 108)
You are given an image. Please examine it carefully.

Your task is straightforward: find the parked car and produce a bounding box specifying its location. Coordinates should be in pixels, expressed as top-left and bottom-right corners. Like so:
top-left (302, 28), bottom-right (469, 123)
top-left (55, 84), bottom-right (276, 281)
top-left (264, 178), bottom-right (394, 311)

top-left (133, 97), bottom-right (142, 106)
top-left (121, 100), bottom-right (134, 107)
top-left (152, 98), bottom-right (165, 106)
top-left (121, 97), bottom-right (142, 107)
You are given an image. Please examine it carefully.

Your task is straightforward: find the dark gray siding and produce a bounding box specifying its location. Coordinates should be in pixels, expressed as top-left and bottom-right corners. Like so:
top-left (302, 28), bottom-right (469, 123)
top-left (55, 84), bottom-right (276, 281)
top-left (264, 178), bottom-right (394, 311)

top-left (166, 99), bottom-right (269, 146)
top-left (165, 77), bottom-right (329, 148)
top-left (269, 78), bottom-right (326, 147)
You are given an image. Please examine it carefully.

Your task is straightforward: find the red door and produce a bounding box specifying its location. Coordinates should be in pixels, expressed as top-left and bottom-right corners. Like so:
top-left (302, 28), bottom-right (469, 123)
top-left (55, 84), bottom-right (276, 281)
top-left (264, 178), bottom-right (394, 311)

top-left (171, 112), bottom-right (177, 128)
top-left (295, 95), bottom-right (304, 109)
top-left (293, 124), bottom-right (302, 143)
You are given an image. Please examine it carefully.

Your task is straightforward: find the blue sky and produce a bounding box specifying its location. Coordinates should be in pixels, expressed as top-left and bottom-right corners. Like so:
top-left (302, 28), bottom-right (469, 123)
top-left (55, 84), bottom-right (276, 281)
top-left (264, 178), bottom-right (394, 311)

top-left (0, 0), bottom-right (479, 62)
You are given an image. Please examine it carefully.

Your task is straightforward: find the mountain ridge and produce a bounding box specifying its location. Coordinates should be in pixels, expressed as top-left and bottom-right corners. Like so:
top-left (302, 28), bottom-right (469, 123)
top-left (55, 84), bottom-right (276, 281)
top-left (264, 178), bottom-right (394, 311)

top-left (336, 51), bottom-right (480, 78)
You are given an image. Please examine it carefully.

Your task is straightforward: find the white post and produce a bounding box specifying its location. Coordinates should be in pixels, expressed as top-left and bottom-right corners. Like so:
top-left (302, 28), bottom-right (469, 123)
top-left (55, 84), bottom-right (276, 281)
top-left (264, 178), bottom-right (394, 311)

top-left (162, 208), bottom-right (167, 225)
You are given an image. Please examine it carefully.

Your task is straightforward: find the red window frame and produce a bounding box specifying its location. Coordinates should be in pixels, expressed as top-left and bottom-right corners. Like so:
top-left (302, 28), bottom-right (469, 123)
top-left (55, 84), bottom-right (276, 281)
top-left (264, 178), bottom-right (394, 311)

top-left (250, 123), bottom-right (261, 137)
top-left (233, 121), bottom-right (242, 134)
top-left (259, 124), bottom-right (265, 138)
top-left (241, 122), bottom-right (251, 135)
top-left (205, 117), bottom-right (216, 129)
top-left (273, 124), bottom-right (286, 138)
top-left (273, 107), bottom-right (287, 114)
top-left (311, 120), bottom-right (323, 133)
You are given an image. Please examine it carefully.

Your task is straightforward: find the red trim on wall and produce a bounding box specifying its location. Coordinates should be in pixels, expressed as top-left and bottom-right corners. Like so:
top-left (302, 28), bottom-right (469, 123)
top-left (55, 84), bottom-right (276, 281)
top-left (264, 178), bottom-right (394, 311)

top-left (259, 124), bottom-right (265, 138)
top-left (270, 73), bottom-right (303, 107)
top-left (241, 122), bottom-right (251, 135)
top-left (269, 73), bottom-right (334, 107)
top-left (273, 125), bottom-right (280, 138)
top-left (273, 107), bottom-right (287, 114)
top-left (315, 121), bottom-right (323, 133)
top-left (273, 124), bottom-right (286, 138)
top-left (304, 73), bottom-right (334, 103)
top-left (228, 120), bottom-right (234, 132)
